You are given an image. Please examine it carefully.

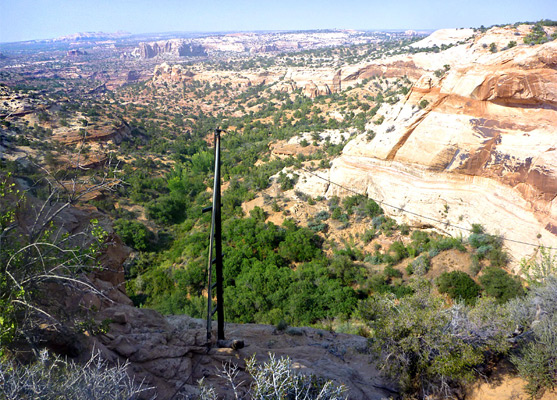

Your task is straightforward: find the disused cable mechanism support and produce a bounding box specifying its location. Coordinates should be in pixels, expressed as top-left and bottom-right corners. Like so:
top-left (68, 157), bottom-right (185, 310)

top-left (299, 167), bottom-right (555, 251)
top-left (204, 128), bottom-right (225, 344)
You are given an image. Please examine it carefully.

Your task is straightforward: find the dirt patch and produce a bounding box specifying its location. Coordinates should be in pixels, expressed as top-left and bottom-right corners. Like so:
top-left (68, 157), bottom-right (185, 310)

top-left (270, 140), bottom-right (320, 158)
top-left (467, 362), bottom-right (557, 400)
top-left (426, 249), bottom-right (472, 279)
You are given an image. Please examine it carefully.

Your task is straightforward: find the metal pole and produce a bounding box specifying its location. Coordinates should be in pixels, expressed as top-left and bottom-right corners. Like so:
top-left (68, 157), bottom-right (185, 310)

top-left (205, 209), bottom-right (215, 342)
top-left (205, 129), bottom-right (225, 343)
top-left (214, 129), bottom-right (225, 341)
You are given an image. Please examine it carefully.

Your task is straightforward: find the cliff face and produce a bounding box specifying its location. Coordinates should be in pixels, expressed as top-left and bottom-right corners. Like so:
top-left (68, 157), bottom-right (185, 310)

top-left (139, 40), bottom-right (207, 59)
top-left (326, 41), bottom-right (557, 267)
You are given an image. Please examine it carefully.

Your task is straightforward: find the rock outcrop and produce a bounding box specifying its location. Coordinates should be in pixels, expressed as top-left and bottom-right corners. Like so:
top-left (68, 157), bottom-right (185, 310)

top-left (152, 62), bottom-right (195, 84)
top-left (332, 68), bottom-right (342, 92)
top-left (138, 40), bottom-right (207, 59)
top-left (55, 120), bottom-right (132, 145)
top-left (92, 305), bottom-right (390, 399)
top-left (343, 60), bottom-right (426, 81)
top-left (303, 81), bottom-right (331, 98)
top-left (410, 28), bottom-right (474, 48)
top-left (319, 41), bottom-right (557, 268)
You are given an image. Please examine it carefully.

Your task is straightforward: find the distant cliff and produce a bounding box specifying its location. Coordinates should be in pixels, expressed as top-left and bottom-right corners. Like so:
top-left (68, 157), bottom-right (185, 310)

top-left (138, 39), bottom-right (207, 59)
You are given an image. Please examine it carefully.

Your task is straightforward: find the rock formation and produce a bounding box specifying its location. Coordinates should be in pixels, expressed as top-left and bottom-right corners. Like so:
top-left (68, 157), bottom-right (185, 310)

top-left (66, 49), bottom-right (88, 57)
top-left (92, 305), bottom-right (390, 399)
top-left (55, 120), bottom-right (132, 145)
top-left (332, 69), bottom-right (342, 92)
top-left (343, 60), bottom-right (425, 80)
top-left (152, 62), bottom-right (195, 84)
top-left (303, 81), bottom-right (331, 98)
top-left (138, 40), bottom-right (207, 59)
top-left (318, 41), bottom-right (557, 268)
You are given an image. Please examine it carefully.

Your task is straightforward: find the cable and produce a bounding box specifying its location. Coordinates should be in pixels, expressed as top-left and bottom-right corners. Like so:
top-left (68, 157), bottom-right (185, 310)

top-left (299, 166), bottom-right (556, 251)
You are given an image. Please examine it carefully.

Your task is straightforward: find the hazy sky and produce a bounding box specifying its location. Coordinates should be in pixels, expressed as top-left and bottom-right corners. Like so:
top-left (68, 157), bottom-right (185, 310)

top-left (1, 0), bottom-right (556, 43)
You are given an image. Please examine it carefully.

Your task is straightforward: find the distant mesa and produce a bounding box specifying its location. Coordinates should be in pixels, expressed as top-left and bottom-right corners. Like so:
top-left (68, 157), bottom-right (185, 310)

top-left (53, 31), bottom-right (130, 42)
top-left (134, 29), bottom-right (390, 59)
top-left (138, 39), bottom-right (207, 59)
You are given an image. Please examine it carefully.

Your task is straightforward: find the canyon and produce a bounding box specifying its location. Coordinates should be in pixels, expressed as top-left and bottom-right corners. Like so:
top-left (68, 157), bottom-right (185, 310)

top-left (2, 23), bottom-right (557, 399)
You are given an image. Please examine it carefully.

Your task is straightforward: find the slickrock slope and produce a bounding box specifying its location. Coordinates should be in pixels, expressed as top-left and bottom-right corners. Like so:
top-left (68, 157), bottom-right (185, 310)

top-left (410, 28), bottom-right (474, 48)
top-left (324, 41), bottom-right (557, 268)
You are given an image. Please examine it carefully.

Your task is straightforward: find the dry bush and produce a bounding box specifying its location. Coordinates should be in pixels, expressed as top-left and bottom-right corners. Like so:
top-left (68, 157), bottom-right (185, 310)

top-left (198, 353), bottom-right (347, 400)
top-left (0, 349), bottom-right (151, 400)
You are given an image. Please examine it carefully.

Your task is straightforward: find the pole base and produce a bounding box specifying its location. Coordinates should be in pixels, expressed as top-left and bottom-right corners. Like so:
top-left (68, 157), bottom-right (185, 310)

top-left (217, 339), bottom-right (245, 350)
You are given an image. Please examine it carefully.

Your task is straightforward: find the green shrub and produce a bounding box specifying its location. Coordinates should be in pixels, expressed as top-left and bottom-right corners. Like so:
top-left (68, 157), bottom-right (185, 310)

top-left (468, 229), bottom-right (507, 267)
top-left (358, 281), bottom-right (513, 398)
top-left (113, 219), bottom-right (154, 251)
top-left (276, 320), bottom-right (288, 332)
top-left (405, 264), bottom-right (414, 275)
top-left (278, 226), bottom-right (321, 262)
top-left (384, 265), bottom-right (403, 279)
top-left (146, 196), bottom-right (187, 225)
top-left (469, 254), bottom-right (482, 276)
top-left (315, 210), bottom-right (330, 222)
top-left (410, 254), bottom-right (430, 276)
top-left (508, 276), bottom-right (557, 397)
top-left (520, 246), bottom-right (557, 285)
top-left (307, 219), bottom-right (327, 233)
top-left (512, 314), bottom-right (557, 397)
top-left (363, 198), bottom-right (383, 218)
top-left (362, 228), bottom-right (376, 243)
top-left (372, 215), bottom-right (386, 229)
top-left (524, 24), bottom-right (549, 45)
top-left (389, 241), bottom-right (409, 264)
top-left (436, 271), bottom-right (481, 305)
top-left (278, 172), bottom-right (298, 191)
top-left (479, 267), bottom-right (524, 304)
